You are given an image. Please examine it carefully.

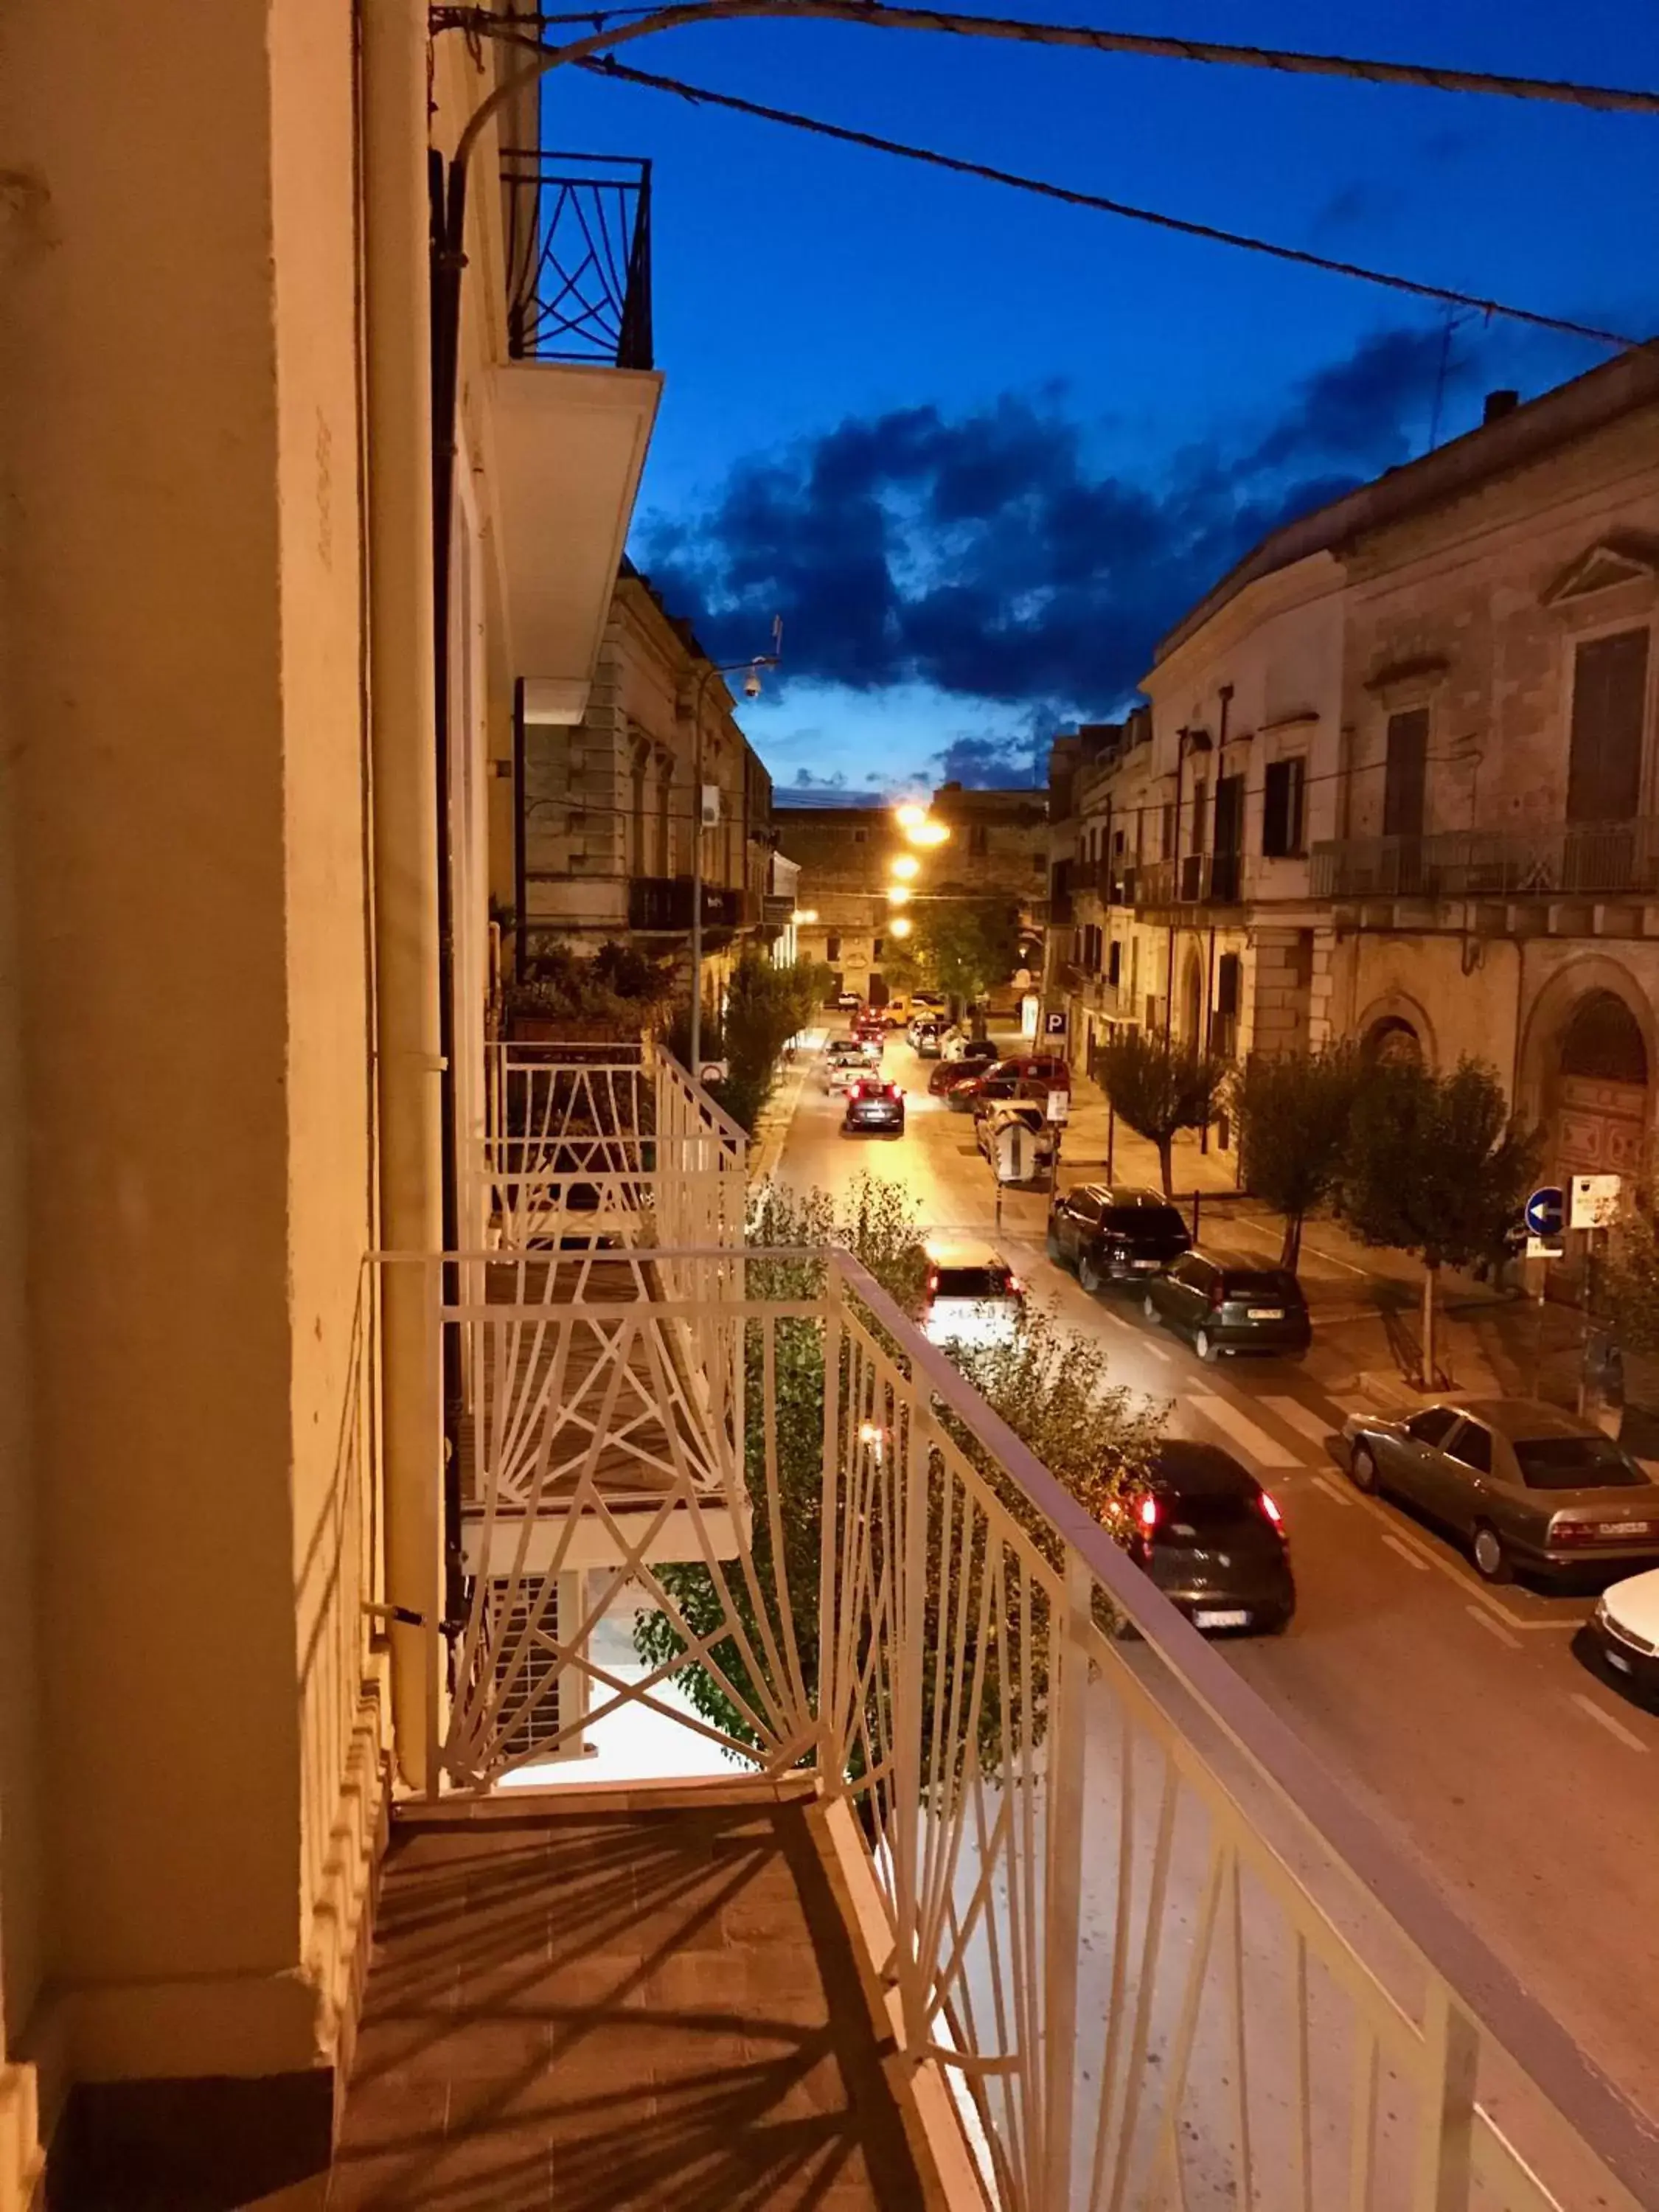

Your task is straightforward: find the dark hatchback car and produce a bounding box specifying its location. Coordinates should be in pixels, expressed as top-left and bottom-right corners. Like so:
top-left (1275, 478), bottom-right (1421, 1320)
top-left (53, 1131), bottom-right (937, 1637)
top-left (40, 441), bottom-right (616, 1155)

top-left (1048, 1183), bottom-right (1192, 1292)
top-left (1341, 1397), bottom-right (1659, 1585)
top-left (1107, 1440), bottom-right (1295, 1634)
top-left (1142, 1251), bottom-right (1311, 1361)
top-left (843, 1079), bottom-right (905, 1135)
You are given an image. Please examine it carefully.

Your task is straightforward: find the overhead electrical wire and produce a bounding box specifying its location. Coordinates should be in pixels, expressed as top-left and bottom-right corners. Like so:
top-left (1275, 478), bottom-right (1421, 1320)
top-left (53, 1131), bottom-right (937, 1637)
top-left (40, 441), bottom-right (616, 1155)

top-left (437, 3), bottom-right (1659, 116)
top-left (580, 52), bottom-right (1644, 347)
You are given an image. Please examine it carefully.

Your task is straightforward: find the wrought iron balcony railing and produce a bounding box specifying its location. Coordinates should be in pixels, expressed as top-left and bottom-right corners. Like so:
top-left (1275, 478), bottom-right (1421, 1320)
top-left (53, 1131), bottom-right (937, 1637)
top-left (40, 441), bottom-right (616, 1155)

top-left (1310, 819), bottom-right (1659, 902)
top-left (501, 149), bottom-right (653, 369)
top-left (627, 877), bottom-right (752, 933)
top-left (397, 1198), bottom-right (1659, 2209)
top-left (1133, 852), bottom-right (1244, 908)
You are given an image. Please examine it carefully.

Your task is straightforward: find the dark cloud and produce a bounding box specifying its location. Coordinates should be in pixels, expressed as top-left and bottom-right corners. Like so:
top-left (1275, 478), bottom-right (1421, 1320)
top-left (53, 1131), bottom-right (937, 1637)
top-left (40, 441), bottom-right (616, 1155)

top-left (636, 321), bottom-right (1500, 734)
top-left (1311, 180), bottom-right (1402, 234)
top-left (933, 734), bottom-right (1045, 788)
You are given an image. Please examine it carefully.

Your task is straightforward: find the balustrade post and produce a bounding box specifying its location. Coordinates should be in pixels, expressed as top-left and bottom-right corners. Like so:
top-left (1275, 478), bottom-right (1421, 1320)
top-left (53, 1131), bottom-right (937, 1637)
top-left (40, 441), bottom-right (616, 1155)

top-left (1043, 1554), bottom-right (1093, 2208)
top-left (1411, 1983), bottom-right (1478, 2212)
top-left (815, 1258), bottom-right (846, 1787)
top-left (891, 1396), bottom-right (933, 2053)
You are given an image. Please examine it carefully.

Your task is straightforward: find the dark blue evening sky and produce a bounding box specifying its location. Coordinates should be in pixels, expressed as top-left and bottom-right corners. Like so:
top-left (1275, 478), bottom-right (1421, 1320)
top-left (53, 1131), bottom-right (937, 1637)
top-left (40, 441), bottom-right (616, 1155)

top-left (542, 1), bottom-right (1659, 793)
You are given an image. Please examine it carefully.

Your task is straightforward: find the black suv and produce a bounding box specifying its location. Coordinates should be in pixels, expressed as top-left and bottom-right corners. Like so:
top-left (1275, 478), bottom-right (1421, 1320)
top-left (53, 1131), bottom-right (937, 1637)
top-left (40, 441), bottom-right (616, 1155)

top-left (1047, 1183), bottom-right (1191, 1293)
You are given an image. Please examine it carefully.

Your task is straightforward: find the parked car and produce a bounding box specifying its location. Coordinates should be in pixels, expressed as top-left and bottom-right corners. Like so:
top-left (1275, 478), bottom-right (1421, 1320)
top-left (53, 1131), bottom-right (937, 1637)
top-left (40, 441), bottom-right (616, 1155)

top-left (1143, 1252), bottom-right (1311, 1362)
top-left (843, 1079), bottom-right (905, 1135)
top-left (919, 1237), bottom-right (1026, 1350)
top-left (1340, 1398), bottom-right (1659, 1584)
top-left (852, 1016), bottom-right (886, 1062)
top-left (822, 1040), bottom-right (867, 1093)
top-left (928, 1054), bottom-right (992, 1096)
top-left (942, 1029), bottom-right (995, 1065)
top-left (945, 1069), bottom-right (1029, 1113)
top-left (1590, 1568), bottom-right (1659, 1697)
top-left (976, 1101), bottom-right (1055, 1173)
top-left (833, 990), bottom-right (861, 1011)
top-left (1048, 1183), bottom-right (1192, 1292)
top-left (913, 1023), bottom-right (945, 1058)
top-left (910, 991), bottom-right (947, 1017)
top-left (988, 1054), bottom-right (1070, 1092)
top-left (1107, 1441), bottom-right (1295, 1635)
top-left (877, 1000), bottom-right (911, 1029)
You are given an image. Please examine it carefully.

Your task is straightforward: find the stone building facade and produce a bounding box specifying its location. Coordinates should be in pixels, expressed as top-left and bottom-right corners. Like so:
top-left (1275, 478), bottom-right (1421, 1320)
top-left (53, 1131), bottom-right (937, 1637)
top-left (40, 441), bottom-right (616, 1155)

top-left (1046, 347), bottom-right (1659, 1188)
top-left (518, 563), bottom-right (775, 1002)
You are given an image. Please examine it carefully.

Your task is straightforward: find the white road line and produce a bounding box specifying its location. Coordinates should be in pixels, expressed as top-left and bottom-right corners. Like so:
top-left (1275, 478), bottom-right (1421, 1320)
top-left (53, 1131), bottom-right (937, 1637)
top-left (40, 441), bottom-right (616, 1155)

top-left (1568, 1692), bottom-right (1650, 1753)
top-left (1259, 1394), bottom-right (1343, 1448)
top-left (1311, 1473), bottom-right (1355, 1509)
top-left (1187, 1394), bottom-right (1301, 1469)
top-left (1382, 1533), bottom-right (1432, 1572)
top-left (1466, 1603), bottom-right (1520, 1649)
top-left (1223, 1211), bottom-right (1371, 1277)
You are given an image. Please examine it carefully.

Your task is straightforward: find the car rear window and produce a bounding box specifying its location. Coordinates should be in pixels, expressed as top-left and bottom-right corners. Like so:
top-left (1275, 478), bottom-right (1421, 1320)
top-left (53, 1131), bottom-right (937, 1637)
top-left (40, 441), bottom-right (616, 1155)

top-left (1512, 1436), bottom-right (1646, 1489)
top-left (1221, 1270), bottom-right (1303, 1302)
top-left (1102, 1204), bottom-right (1186, 1237)
top-left (1157, 1495), bottom-right (1271, 1541)
top-left (932, 1266), bottom-right (1015, 1299)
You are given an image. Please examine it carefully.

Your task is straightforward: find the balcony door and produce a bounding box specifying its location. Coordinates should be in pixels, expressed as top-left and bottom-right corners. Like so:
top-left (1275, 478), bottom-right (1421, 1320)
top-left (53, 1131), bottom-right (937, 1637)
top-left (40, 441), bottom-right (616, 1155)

top-left (1382, 710), bottom-right (1427, 839)
top-left (1568, 627), bottom-right (1649, 824)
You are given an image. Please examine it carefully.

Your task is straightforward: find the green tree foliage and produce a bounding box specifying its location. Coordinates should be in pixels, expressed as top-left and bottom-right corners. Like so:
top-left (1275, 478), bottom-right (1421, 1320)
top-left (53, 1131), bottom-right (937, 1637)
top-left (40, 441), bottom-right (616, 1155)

top-left (667, 954), bottom-right (830, 1131)
top-left (1231, 1044), bottom-right (1363, 1271)
top-left (506, 939), bottom-right (675, 1032)
top-left (914, 899), bottom-right (1022, 1014)
top-left (1340, 1057), bottom-right (1538, 1388)
top-left (636, 1176), bottom-right (1163, 1773)
top-left (1595, 1181), bottom-right (1659, 1355)
top-left (1096, 1029), bottom-right (1230, 1195)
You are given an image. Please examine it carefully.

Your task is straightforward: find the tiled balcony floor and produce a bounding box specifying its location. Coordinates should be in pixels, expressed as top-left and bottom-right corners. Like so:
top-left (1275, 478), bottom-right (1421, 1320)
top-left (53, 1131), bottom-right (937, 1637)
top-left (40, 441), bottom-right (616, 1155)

top-left (324, 1780), bottom-right (928, 2211)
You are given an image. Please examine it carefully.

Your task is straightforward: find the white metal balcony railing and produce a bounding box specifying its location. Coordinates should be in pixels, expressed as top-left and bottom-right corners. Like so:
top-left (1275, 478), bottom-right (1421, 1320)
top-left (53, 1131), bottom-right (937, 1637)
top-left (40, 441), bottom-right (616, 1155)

top-left (1310, 820), bottom-right (1659, 903)
top-left (398, 1221), bottom-right (1659, 2212)
top-left (480, 1040), bottom-right (746, 1298)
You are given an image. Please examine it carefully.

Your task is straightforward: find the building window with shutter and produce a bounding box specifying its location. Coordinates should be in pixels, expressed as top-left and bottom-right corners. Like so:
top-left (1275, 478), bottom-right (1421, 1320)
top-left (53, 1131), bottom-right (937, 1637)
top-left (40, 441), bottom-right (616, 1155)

top-left (1107, 939), bottom-right (1121, 987)
top-left (826, 933), bottom-right (841, 961)
top-left (1262, 757), bottom-right (1307, 857)
top-left (1383, 710), bottom-right (1428, 839)
top-left (872, 938), bottom-right (885, 959)
top-left (970, 824), bottom-right (989, 857)
top-left (1568, 627), bottom-right (1649, 824)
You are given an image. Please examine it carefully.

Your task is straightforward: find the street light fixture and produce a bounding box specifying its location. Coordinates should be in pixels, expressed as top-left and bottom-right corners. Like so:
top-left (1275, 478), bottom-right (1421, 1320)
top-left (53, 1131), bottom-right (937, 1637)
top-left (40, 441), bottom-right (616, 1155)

top-left (886, 883), bottom-right (913, 906)
top-left (894, 802), bottom-right (927, 830)
top-left (911, 819), bottom-right (950, 848)
top-left (891, 854), bottom-right (919, 880)
top-left (888, 916), bottom-right (914, 939)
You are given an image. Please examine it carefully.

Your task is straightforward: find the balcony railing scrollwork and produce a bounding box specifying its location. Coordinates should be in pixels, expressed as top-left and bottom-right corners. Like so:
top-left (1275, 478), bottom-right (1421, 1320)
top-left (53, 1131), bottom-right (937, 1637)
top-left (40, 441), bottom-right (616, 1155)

top-left (501, 148), bottom-right (653, 369)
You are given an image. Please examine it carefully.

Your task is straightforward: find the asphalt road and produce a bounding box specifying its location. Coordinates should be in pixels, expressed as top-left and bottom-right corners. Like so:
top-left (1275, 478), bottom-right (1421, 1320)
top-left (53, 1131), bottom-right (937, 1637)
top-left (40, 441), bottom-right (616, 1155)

top-left (773, 1029), bottom-right (1659, 2129)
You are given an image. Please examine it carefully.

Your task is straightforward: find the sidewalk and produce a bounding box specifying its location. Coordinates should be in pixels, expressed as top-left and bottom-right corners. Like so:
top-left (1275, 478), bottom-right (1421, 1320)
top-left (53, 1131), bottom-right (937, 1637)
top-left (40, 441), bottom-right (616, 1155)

top-left (1050, 1063), bottom-right (1617, 1412)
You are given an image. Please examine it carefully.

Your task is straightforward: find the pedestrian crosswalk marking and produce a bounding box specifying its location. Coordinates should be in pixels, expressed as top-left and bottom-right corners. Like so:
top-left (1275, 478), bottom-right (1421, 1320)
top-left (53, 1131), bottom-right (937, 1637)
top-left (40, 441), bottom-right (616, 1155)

top-left (1186, 1394), bottom-right (1301, 1469)
top-left (1258, 1395), bottom-right (1342, 1449)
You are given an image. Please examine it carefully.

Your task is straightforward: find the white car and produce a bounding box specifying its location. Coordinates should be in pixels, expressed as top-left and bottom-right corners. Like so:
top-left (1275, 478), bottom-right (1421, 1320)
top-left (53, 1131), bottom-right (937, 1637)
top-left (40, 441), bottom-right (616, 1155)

top-left (920, 1236), bottom-right (1026, 1351)
top-left (823, 1043), bottom-right (866, 1093)
top-left (1590, 1568), bottom-right (1659, 1699)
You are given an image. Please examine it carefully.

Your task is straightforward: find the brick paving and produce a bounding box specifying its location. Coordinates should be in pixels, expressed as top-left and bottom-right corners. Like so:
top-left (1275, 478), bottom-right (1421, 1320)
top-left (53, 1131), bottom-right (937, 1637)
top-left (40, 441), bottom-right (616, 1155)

top-left (324, 1782), bottom-right (927, 2211)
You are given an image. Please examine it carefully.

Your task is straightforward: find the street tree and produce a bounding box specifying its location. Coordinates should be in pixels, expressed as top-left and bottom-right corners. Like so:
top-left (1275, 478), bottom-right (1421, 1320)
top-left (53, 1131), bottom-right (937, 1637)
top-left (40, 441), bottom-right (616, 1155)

top-left (1096, 1029), bottom-right (1230, 1196)
top-left (1340, 1057), bottom-right (1539, 1389)
top-left (1599, 1180), bottom-right (1659, 1354)
top-left (1231, 1043), bottom-right (1363, 1272)
top-left (666, 953), bottom-right (830, 1130)
top-left (914, 898), bottom-right (1022, 1018)
top-left (636, 1175), bottom-right (1163, 1771)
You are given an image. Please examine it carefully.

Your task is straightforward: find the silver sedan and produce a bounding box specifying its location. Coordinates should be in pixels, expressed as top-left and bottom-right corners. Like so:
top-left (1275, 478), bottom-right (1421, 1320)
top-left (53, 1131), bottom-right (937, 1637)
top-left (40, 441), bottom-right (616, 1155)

top-left (1340, 1397), bottom-right (1659, 1585)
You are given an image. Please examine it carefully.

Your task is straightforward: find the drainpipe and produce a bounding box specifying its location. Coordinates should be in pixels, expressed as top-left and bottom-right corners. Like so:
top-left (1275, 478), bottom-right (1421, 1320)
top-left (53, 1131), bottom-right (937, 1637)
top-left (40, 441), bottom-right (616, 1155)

top-left (363, 0), bottom-right (446, 1789)
top-left (1167, 729), bottom-right (1186, 1043)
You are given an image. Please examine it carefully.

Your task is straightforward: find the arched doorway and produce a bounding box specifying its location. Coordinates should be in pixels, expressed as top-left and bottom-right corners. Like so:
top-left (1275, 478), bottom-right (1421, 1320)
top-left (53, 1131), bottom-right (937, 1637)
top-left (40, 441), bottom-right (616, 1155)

top-left (1548, 989), bottom-right (1649, 1179)
top-left (1364, 1015), bottom-right (1422, 1067)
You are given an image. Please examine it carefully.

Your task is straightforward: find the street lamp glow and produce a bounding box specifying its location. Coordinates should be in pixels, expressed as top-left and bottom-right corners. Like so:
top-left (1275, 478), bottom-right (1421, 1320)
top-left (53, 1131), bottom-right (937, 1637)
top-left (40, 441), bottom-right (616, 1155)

top-left (888, 915), bottom-right (913, 939)
top-left (911, 819), bottom-right (950, 848)
top-left (886, 883), bottom-right (913, 907)
top-left (791, 908), bottom-right (818, 924)
top-left (894, 802), bottom-right (927, 830)
top-left (890, 854), bottom-right (919, 880)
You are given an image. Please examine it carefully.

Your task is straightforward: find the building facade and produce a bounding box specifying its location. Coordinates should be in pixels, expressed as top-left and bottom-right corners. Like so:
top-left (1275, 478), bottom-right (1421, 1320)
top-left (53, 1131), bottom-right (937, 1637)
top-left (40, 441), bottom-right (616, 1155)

top-left (1046, 350), bottom-right (1659, 1192)
top-left (516, 562), bottom-right (776, 1006)
top-left (779, 785), bottom-right (1048, 1005)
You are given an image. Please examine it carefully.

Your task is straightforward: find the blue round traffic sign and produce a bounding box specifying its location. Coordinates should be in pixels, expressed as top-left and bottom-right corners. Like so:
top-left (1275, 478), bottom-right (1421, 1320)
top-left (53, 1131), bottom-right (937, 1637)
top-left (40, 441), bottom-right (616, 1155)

top-left (1524, 1185), bottom-right (1565, 1239)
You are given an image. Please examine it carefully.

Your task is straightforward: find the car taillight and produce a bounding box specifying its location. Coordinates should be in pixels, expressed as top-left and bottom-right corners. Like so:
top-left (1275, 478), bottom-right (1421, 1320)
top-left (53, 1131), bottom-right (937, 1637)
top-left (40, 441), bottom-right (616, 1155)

top-left (1261, 1492), bottom-right (1284, 1531)
top-left (886, 1084), bottom-right (900, 1099)
top-left (1548, 1515), bottom-right (1601, 1545)
top-left (1006, 1275), bottom-right (1024, 1296)
top-left (1138, 1495), bottom-right (1160, 1530)
top-left (927, 1270), bottom-right (939, 1295)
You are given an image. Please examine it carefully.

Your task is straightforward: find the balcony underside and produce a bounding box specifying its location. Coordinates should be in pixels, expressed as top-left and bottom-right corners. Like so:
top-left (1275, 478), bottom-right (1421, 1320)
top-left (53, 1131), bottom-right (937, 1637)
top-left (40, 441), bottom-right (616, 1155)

top-left (493, 362), bottom-right (661, 722)
top-left (325, 1780), bottom-right (931, 2211)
